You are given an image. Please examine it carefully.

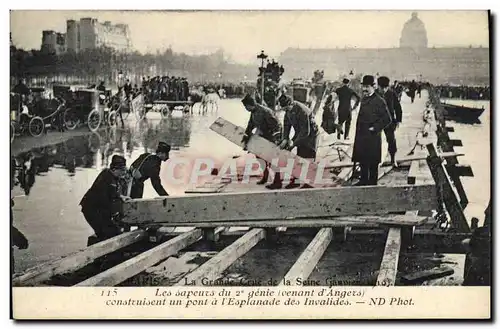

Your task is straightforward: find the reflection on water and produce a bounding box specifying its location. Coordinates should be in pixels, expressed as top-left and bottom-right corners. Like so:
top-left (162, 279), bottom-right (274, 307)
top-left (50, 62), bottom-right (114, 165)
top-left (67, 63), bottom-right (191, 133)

top-left (11, 100), bottom-right (249, 272)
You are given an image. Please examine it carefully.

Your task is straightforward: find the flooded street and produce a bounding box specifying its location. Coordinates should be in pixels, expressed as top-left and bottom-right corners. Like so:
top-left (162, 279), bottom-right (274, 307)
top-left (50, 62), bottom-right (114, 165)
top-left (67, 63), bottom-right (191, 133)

top-left (11, 96), bottom-right (491, 276)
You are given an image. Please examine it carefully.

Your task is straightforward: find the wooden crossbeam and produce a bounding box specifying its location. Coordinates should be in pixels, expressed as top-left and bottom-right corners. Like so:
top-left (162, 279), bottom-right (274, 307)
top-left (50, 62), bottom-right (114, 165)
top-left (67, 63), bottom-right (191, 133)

top-left (143, 214), bottom-right (428, 228)
top-left (209, 117), bottom-right (344, 185)
top-left (281, 228), bottom-right (333, 286)
top-left (426, 143), bottom-right (470, 233)
top-left (326, 152), bottom-right (464, 169)
top-left (376, 227), bottom-right (402, 286)
top-left (175, 228), bottom-right (265, 286)
top-left (74, 229), bottom-right (205, 287)
top-left (120, 184), bottom-right (438, 225)
top-left (13, 230), bottom-right (147, 286)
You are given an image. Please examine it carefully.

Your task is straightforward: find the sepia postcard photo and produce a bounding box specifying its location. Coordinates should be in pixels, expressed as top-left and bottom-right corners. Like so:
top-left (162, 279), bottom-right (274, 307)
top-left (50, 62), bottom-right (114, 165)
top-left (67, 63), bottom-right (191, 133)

top-left (8, 8), bottom-right (491, 320)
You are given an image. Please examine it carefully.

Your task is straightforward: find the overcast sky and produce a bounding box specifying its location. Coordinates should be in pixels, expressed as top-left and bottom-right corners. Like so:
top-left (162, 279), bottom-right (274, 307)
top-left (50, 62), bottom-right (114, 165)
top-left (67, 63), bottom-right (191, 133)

top-left (10, 10), bottom-right (489, 64)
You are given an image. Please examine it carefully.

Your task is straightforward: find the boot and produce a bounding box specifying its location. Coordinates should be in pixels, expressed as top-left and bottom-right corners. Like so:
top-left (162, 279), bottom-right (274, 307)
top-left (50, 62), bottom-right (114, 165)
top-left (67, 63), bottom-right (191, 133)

top-left (284, 177), bottom-right (301, 189)
top-left (265, 172), bottom-right (282, 190)
top-left (390, 153), bottom-right (398, 168)
top-left (256, 166), bottom-right (269, 185)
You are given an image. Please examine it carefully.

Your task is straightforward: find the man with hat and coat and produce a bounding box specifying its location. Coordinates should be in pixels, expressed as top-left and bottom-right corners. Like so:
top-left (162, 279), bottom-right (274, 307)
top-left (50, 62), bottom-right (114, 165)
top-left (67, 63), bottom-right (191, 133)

top-left (80, 155), bottom-right (129, 241)
top-left (352, 75), bottom-right (392, 186)
top-left (128, 142), bottom-right (171, 199)
top-left (241, 94), bottom-right (283, 189)
top-left (377, 76), bottom-right (403, 167)
top-left (334, 78), bottom-right (361, 140)
top-left (277, 94), bottom-right (319, 189)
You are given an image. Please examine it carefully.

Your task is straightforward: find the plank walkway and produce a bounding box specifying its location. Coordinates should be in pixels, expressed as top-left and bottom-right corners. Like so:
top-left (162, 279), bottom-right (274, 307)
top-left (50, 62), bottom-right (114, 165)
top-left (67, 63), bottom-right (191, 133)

top-left (12, 88), bottom-right (471, 287)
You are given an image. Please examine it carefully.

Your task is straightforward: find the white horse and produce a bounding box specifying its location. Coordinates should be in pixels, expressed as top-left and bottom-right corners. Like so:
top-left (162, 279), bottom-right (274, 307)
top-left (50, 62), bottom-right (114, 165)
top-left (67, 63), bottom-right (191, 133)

top-left (200, 92), bottom-right (220, 114)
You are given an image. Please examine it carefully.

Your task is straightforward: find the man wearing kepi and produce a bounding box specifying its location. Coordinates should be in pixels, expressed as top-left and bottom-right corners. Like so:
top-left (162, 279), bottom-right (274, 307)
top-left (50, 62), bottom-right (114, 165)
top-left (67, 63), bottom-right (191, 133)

top-left (335, 78), bottom-right (361, 140)
top-left (128, 142), bottom-right (170, 198)
top-left (277, 94), bottom-right (319, 189)
top-left (377, 76), bottom-right (403, 167)
top-left (352, 75), bottom-right (392, 186)
top-left (80, 155), bottom-right (128, 241)
top-left (241, 94), bottom-right (283, 189)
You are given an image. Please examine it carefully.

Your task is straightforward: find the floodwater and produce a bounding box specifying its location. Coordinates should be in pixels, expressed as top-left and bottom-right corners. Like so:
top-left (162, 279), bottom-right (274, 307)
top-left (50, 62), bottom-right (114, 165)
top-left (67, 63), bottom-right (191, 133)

top-left (11, 95), bottom-right (491, 280)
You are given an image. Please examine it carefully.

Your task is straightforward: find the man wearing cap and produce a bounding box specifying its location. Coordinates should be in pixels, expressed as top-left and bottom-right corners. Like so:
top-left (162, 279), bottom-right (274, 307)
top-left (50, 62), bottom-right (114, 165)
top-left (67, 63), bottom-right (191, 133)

top-left (377, 76), bottom-right (403, 167)
top-left (128, 142), bottom-right (170, 199)
top-left (241, 94), bottom-right (283, 188)
top-left (352, 75), bottom-right (392, 186)
top-left (277, 94), bottom-right (319, 189)
top-left (334, 78), bottom-right (361, 140)
top-left (80, 155), bottom-right (128, 241)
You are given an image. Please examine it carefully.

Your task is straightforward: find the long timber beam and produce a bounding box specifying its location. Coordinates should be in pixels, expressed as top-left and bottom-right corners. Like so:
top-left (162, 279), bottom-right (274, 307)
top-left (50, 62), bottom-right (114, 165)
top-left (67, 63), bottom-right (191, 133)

top-left (74, 229), bottom-right (207, 287)
top-left (120, 184), bottom-right (438, 225)
top-left (281, 228), bottom-right (333, 286)
top-left (175, 228), bottom-right (265, 286)
top-left (142, 214), bottom-right (428, 228)
top-left (13, 230), bottom-right (147, 286)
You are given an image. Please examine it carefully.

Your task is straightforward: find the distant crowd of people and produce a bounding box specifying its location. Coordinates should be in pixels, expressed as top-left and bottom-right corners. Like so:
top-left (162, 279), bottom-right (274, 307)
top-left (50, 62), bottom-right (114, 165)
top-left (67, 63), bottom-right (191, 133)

top-left (141, 76), bottom-right (190, 103)
top-left (436, 85), bottom-right (490, 100)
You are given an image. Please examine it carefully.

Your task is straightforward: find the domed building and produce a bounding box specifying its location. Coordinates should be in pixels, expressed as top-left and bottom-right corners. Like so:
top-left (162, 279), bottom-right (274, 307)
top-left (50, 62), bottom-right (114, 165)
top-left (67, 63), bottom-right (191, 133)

top-left (399, 12), bottom-right (428, 49)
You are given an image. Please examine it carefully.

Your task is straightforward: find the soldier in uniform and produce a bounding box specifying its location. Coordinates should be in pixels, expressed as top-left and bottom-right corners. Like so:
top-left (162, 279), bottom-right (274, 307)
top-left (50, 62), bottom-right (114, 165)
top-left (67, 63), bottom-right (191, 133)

top-left (334, 78), bottom-right (361, 140)
top-left (377, 76), bottom-right (403, 166)
top-left (79, 155), bottom-right (128, 241)
top-left (352, 75), bottom-right (392, 186)
top-left (277, 94), bottom-right (319, 189)
top-left (128, 142), bottom-right (171, 199)
top-left (241, 94), bottom-right (283, 189)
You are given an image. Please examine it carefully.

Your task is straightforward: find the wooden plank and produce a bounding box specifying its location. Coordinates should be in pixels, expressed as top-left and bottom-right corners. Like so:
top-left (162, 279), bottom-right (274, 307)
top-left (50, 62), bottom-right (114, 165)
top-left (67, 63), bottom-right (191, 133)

top-left (174, 228), bottom-right (265, 286)
top-left (74, 229), bottom-right (204, 287)
top-left (13, 230), bottom-right (147, 286)
top-left (152, 214), bottom-right (429, 228)
top-left (401, 267), bottom-right (454, 284)
top-left (209, 117), bottom-right (344, 185)
top-left (153, 100), bottom-right (193, 105)
top-left (446, 164), bottom-right (474, 177)
top-left (426, 143), bottom-right (470, 233)
top-left (326, 152), bottom-right (464, 169)
top-left (449, 139), bottom-right (463, 147)
top-left (376, 227), bottom-right (402, 286)
top-left (281, 228), bottom-right (333, 286)
top-left (408, 158), bottom-right (422, 185)
top-left (121, 184), bottom-right (438, 225)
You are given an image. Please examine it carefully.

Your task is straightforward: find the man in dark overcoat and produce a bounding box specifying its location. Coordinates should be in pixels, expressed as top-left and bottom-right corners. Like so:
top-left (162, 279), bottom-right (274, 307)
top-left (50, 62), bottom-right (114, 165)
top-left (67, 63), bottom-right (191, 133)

top-left (377, 76), bottom-right (403, 166)
top-left (352, 75), bottom-right (392, 186)
top-left (335, 78), bottom-right (361, 140)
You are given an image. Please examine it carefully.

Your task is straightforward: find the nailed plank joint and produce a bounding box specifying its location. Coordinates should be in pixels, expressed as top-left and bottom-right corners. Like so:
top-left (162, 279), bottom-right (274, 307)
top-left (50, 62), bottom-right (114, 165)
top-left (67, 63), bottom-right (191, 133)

top-left (74, 229), bottom-right (206, 287)
top-left (175, 228), bottom-right (266, 286)
top-left (121, 184), bottom-right (438, 225)
top-left (13, 230), bottom-right (147, 286)
top-left (281, 228), bottom-right (333, 286)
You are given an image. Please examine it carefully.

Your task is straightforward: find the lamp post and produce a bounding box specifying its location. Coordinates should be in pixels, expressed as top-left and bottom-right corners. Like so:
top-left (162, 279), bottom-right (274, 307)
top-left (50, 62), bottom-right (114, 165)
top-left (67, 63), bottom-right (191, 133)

top-left (257, 50), bottom-right (268, 105)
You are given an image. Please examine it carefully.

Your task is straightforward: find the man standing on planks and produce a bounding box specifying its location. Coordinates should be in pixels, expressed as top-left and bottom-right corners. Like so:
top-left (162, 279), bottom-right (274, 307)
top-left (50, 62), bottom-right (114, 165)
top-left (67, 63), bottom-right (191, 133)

top-left (277, 94), bottom-right (319, 189)
top-left (377, 76), bottom-right (403, 167)
top-left (352, 75), bottom-right (392, 186)
top-left (241, 94), bottom-right (283, 189)
top-left (128, 142), bottom-right (171, 199)
top-left (80, 155), bottom-right (129, 242)
top-left (241, 94), bottom-right (282, 189)
top-left (334, 78), bottom-right (361, 140)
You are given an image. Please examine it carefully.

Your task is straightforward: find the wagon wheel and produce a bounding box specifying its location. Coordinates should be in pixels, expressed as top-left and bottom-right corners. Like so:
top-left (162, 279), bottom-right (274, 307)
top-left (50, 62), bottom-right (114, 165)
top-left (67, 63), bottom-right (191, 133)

top-left (63, 107), bottom-right (80, 130)
top-left (28, 116), bottom-right (45, 137)
top-left (107, 110), bottom-right (117, 127)
top-left (160, 105), bottom-right (170, 119)
top-left (88, 109), bottom-right (102, 132)
top-left (10, 122), bottom-right (15, 143)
